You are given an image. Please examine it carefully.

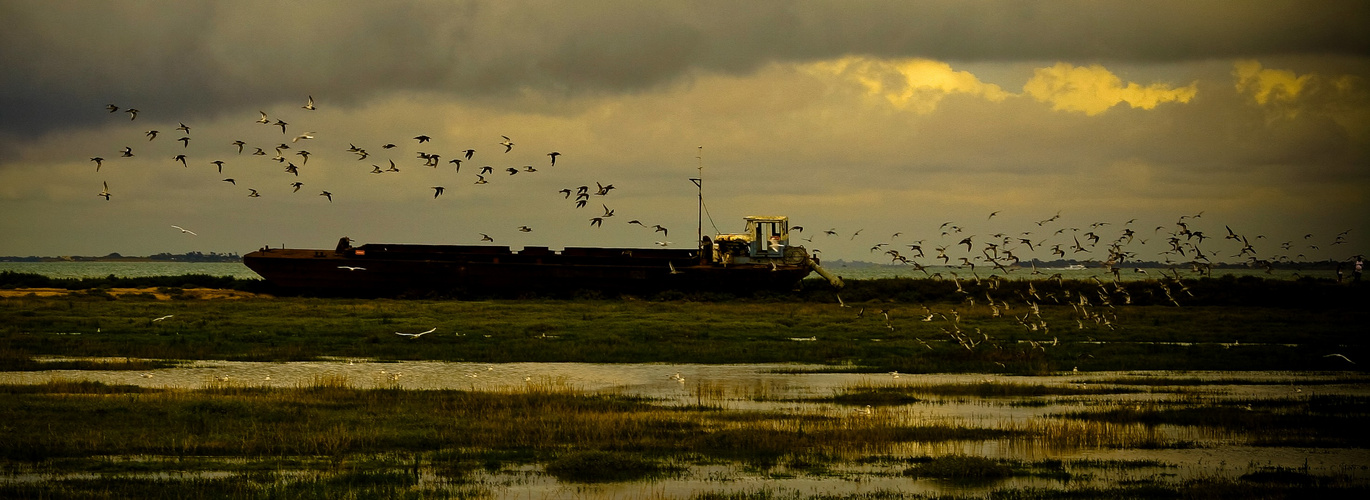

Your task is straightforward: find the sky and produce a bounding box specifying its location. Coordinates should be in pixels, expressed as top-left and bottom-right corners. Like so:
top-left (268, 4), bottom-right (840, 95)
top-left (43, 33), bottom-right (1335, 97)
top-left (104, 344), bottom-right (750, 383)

top-left (1, 0), bottom-right (1367, 266)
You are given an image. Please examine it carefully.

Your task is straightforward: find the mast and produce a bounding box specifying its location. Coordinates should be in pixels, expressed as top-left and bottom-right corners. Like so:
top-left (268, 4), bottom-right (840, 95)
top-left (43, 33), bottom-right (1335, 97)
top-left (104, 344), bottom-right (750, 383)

top-left (690, 147), bottom-right (704, 264)
top-left (695, 146), bottom-right (703, 246)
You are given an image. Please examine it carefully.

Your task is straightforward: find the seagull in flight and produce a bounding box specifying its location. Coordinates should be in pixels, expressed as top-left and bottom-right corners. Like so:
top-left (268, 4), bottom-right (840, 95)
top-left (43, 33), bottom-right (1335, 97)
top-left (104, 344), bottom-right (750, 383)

top-left (499, 135), bottom-right (514, 152)
top-left (171, 225), bottom-right (197, 236)
top-left (98, 182), bottom-right (111, 201)
top-left (338, 266), bottom-right (366, 271)
top-left (257, 111), bottom-right (270, 124)
top-left (395, 327), bottom-right (436, 339)
top-left (302, 95), bottom-right (315, 110)
top-left (1325, 353), bottom-right (1355, 364)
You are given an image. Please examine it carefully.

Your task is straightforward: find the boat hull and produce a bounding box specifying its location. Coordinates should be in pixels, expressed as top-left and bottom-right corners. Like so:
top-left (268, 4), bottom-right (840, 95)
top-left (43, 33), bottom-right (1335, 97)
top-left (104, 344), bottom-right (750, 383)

top-left (243, 243), bottom-right (812, 295)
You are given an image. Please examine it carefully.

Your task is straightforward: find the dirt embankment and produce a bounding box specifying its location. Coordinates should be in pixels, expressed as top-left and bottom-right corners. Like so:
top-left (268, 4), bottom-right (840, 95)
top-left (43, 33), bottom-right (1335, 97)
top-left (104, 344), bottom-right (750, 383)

top-left (0, 288), bottom-right (264, 300)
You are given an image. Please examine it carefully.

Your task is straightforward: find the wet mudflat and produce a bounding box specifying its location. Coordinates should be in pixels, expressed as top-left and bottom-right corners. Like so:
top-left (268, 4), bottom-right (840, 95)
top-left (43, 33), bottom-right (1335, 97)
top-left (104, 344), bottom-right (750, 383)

top-left (1, 279), bottom-right (1366, 498)
top-left (2, 362), bottom-right (1367, 499)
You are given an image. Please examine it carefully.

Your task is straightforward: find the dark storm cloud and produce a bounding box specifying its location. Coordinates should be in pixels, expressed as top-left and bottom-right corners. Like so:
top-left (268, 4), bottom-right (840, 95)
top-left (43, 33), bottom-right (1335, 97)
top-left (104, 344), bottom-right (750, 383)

top-left (2, 0), bottom-right (1367, 141)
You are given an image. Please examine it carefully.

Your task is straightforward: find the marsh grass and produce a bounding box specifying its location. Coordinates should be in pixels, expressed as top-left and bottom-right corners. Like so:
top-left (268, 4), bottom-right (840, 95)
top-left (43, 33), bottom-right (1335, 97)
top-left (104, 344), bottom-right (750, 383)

top-left (543, 450), bottom-right (678, 483)
top-left (783, 379), bottom-right (1153, 409)
top-left (2, 379), bottom-right (1366, 498)
top-left (1053, 395), bottom-right (1370, 447)
top-left (3, 280), bottom-right (1366, 373)
top-left (902, 455), bottom-right (1012, 481)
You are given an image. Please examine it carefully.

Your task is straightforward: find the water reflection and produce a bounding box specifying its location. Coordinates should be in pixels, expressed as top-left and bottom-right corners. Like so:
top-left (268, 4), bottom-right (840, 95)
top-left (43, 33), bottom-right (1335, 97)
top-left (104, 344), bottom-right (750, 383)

top-left (4, 361), bottom-right (1367, 498)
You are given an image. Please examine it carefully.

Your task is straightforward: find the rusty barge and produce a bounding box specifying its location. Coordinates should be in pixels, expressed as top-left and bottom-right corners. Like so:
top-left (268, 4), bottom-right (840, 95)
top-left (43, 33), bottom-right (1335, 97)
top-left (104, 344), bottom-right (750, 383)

top-left (243, 216), bottom-right (844, 295)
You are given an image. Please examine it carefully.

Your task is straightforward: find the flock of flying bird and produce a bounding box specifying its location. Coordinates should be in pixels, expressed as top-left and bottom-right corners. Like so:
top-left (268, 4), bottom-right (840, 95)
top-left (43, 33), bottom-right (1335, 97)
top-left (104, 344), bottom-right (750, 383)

top-left (88, 96), bottom-right (672, 243)
top-left (799, 209), bottom-right (1357, 281)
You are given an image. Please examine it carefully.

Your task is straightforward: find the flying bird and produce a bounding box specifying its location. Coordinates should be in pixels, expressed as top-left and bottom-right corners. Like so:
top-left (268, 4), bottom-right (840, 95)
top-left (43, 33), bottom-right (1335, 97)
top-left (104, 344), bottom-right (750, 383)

top-left (274, 120), bottom-right (287, 133)
top-left (210, 160), bottom-right (225, 172)
top-left (173, 154), bottom-right (187, 167)
top-left (292, 132), bottom-right (315, 143)
top-left (126, 108), bottom-right (139, 120)
top-left (98, 182), bottom-right (110, 201)
top-left (653, 225), bottom-right (668, 237)
top-left (177, 136), bottom-right (190, 147)
top-left (171, 225), bottom-right (197, 236)
top-left (146, 130), bottom-right (158, 140)
top-left (121, 146), bottom-right (134, 157)
top-left (517, 225), bottom-right (532, 232)
top-left (1325, 353), bottom-right (1355, 364)
top-left (548, 151), bottom-right (560, 165)
top-left (290, 181), bottom-right (303, 192)
top-left (232, 140), bottom-right (246, 153)
top-left (90, 157), bottom-right (104, 171)
top-left (432, 186), bottom-right (445, 198)
top-left (499, 135), bottom-right (514, 152)
top-left (106, 104), bottom-right (119, 113)
top-left (176, 122), bottom-right (190, 134)
top-left (248, 188), bottom-right (261, 197)
top-left (320, 191), bottom-right (332, 202)
top-left (464, 149), bottom-right (475, 159)
top-left (302, 95), bottom-right (315, 110)
top-left (223, 178), bottom-right (235, 185)
top-left (395, 327), bottom-right (436, 339)
top-left (257, 111), bottom-right (270, 124)
top-left (480, 233), bottom-right (494, 242)
top-left (414, 135), bottom-right (431, 143)
top-left (338, 266), bottom-right (366, 271)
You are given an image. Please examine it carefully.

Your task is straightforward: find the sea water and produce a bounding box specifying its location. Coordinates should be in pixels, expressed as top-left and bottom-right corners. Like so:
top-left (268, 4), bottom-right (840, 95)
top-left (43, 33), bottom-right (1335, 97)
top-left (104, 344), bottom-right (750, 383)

top-left (0, 261), bottom-right (262, 280)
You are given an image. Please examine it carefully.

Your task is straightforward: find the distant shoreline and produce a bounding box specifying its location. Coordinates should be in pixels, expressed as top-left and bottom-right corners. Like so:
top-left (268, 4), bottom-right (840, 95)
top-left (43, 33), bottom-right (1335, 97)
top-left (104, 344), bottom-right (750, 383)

top-left (0, 253), bottom-right (240, 263)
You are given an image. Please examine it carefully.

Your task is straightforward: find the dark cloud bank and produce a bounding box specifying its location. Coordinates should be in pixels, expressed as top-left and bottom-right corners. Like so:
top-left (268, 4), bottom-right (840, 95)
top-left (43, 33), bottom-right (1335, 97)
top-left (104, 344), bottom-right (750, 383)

top-left (2, 0), bottom-right (1367, 140)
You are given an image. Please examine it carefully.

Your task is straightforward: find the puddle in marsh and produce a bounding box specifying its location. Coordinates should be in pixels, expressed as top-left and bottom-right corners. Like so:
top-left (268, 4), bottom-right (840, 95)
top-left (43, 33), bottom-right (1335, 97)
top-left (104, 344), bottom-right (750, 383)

top-left (4, 362), bottom-right (1369, 497)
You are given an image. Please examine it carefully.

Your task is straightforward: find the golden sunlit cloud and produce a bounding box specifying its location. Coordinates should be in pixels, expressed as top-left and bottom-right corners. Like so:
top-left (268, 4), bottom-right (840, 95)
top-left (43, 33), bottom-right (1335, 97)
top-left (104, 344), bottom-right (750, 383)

top-left (1232, 60), bottom-right (1370, 139)
top-left (1023, 62), bottom-right (1197, 115)
top-left (802, 57), bottom-right (1009, 114)
top-left (1233, 59), bottom-right (1310, 105)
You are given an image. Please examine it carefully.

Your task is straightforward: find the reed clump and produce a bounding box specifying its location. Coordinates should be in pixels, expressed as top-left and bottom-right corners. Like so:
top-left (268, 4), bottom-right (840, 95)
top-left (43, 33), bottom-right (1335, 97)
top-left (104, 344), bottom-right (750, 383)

top-left (902, 455), bottom-right (1012, 481)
